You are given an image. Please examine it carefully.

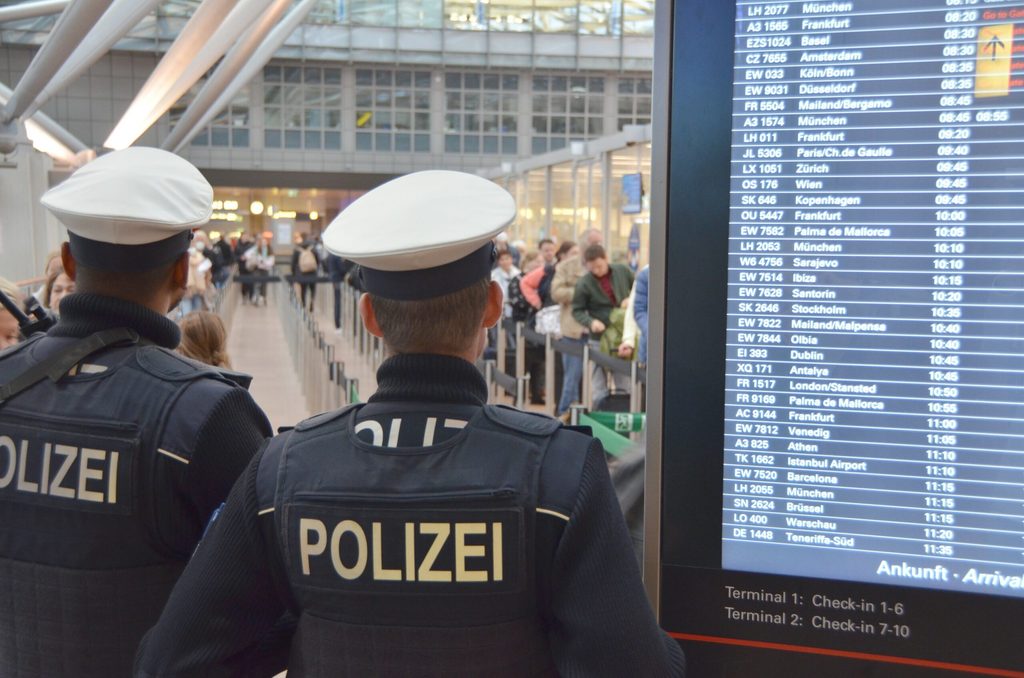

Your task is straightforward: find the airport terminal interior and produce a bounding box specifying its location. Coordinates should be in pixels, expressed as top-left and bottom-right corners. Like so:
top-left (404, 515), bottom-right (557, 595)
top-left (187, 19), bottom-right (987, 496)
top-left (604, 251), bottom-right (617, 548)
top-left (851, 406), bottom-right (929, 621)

top-left (2, 0), bottom-right (1024, 676)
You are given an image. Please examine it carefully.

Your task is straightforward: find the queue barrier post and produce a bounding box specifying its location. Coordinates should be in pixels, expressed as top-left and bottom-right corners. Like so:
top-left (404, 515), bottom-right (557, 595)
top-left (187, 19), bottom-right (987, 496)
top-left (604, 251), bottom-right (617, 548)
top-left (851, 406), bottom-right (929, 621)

top-left (581, 342), bottom-right (592, 412)
top-left (544, 333), bottom-right (556, 416)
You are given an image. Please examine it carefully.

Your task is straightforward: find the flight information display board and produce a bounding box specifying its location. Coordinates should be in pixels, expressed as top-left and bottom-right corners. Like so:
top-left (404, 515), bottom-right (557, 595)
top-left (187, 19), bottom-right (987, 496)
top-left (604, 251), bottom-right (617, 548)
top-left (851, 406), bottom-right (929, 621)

top-left (723, 1), bottom-right (1024, 600)
top-left (653, 0), bottom-right (1024, 674)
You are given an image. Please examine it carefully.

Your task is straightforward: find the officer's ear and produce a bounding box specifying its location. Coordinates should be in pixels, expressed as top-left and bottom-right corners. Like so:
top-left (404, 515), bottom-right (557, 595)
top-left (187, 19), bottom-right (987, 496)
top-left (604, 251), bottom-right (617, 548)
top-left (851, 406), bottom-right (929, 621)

top-left (359, 293), bottom-right (384, 338)
top-left (482, 280), bottom-right (503, 329)
top-left (60, 242), bottom-right (76, 281)
top-left (170, 252), bottom-right (189, 289)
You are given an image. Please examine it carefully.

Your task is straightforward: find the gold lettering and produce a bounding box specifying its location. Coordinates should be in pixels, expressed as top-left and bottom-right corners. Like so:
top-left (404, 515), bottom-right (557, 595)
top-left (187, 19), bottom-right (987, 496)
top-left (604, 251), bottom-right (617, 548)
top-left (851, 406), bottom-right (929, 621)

top-left (40, 443), bottom-right (51, 494)
top-left (405, 522), bottom-right (416, 581)
top-left (16, 440), bottom-right (38, 493)
top-left (372, 522), bottom-right (401, 581)
top-left (455, 523), bottom-right (488, 583)
top-left (107, 451), bottom-right (119, 504)
top-left (422, 418), bottom-right (437, 446)
top-left (386, 418), bottom-right (402, 448)
top-left (78, 448), bottom-right (106, 503)
top-left (331, 520), bottom-right (367, 580)
top-left (50, 444), bottom-right (77, 499)
top-left (0, 436), bottom-right (15, 488)
top-left (354, 421), bottom-right (384, 446)
top-left (299, 518), bottom-right (325, 577)
top-left (299, 518), bottom-right (327, 575)
top-left (418, 523), bottom-right (452, 582)
top-left (492, 522), bottom-right (503, 581)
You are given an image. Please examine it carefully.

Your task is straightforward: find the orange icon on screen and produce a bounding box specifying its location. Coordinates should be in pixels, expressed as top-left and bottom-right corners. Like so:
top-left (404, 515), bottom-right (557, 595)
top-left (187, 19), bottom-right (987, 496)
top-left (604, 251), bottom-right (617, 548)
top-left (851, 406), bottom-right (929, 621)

top-left (975, 24), bottom-right (1014, 97)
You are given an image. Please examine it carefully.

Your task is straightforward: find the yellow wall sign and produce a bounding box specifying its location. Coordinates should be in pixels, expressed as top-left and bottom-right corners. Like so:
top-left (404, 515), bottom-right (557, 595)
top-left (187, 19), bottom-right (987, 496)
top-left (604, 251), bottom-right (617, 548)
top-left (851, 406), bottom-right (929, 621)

top-left (976, 24), bottom-right (1014, 98)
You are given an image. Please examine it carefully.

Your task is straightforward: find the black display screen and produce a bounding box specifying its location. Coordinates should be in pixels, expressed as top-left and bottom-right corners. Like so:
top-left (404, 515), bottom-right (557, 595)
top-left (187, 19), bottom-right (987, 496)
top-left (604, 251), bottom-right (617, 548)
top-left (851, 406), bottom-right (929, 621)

top-left (657, 0), bottom-right (1024, 674)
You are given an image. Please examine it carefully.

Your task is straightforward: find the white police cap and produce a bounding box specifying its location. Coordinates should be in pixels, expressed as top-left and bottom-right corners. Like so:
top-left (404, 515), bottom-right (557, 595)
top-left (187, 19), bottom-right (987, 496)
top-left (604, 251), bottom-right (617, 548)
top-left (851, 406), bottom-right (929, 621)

top-left (324, 170), bottom-right (515, 300)
top-left (41, 147), bottom-right (212, 272)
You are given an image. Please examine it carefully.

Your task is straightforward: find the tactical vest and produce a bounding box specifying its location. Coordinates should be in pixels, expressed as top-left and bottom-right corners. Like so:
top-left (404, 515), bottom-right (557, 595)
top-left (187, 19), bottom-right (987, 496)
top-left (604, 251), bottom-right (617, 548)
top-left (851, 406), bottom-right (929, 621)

top-left (261, 403), bottom-right (575, 677)
top-left (0, 332), bottom-right (244, 678)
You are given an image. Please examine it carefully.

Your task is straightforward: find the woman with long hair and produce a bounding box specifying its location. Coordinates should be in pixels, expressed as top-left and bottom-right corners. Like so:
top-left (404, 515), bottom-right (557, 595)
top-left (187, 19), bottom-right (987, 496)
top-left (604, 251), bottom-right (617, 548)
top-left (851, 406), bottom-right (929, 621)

top-left (177, 311), bottom-right (232, 368)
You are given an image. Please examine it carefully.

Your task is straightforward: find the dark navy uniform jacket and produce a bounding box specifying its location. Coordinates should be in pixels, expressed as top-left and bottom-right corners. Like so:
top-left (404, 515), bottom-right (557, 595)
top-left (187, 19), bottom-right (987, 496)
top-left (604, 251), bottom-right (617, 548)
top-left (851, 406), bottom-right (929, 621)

top-left (135, 354), bottom-right (685, 677)
top-left (0, 294), bottom-right (272, 678)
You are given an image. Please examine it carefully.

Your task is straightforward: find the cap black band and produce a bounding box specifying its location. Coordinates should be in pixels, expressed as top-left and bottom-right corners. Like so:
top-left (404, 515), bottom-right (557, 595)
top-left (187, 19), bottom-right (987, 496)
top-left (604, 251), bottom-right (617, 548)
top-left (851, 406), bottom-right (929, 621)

top-left (68, 230), bottom-right (193, 273)
top-left (360, 243), bottom-right (497, 301)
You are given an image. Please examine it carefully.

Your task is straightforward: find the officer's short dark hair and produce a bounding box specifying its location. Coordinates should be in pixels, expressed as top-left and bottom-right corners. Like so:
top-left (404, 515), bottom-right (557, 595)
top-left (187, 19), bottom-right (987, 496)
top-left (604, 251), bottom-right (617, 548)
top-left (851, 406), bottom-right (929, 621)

top-left (371, 278), bottom-right (491, 354)
top-left (75, 260), bottom-right (178, 299)
top-left (583, 244), bottom-right (606, 262)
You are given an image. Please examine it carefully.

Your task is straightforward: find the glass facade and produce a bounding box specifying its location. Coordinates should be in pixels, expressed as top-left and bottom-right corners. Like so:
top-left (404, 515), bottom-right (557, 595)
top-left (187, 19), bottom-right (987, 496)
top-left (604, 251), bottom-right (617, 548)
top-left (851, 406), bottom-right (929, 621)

top-left (333, 0), bottom-right (651, 35)
top-left (530, 74), bottom-right (604, 154)
top-left (445, 72), bottom-right (519, 155)
top-left (355, 68), bottom-right (432, 153)
top-left (263, 65), bottom-right (343, 150)
top-left (186, 86), bottom-right (252, 148)
top-left (616, 76), bottom-right (652, 130)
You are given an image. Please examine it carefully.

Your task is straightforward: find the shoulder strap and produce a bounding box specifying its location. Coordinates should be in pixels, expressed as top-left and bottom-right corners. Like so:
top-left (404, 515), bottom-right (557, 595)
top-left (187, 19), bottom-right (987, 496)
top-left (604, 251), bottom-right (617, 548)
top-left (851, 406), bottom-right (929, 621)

top-left (0, 328), bottom-right (139, 404)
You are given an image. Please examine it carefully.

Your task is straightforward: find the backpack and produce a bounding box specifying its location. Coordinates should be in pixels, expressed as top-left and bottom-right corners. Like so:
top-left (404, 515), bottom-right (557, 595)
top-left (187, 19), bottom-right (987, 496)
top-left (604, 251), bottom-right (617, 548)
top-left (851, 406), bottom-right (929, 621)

top-left (298, 246), bottom-right (317, 274)
top-left (507, 275), bottom-right (533, 323)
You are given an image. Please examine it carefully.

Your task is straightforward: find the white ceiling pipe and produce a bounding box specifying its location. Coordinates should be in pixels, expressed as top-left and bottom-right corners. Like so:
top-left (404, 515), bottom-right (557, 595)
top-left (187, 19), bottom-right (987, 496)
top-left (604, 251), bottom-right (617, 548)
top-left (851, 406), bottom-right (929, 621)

top-left (0, 80), bottom-right (86, 165)
top-left (162, 0), bottom-right (293, 152)
top-left (1, 0), bottom-right (114, 124)
top-left (104, 0), bottom-right (275, 150)
top-left (171, 0), bottom-right (319, 153)
top-left (0, 0), bottom-right (70, 24)
top-left (23, 0), bottom-right (164, 119)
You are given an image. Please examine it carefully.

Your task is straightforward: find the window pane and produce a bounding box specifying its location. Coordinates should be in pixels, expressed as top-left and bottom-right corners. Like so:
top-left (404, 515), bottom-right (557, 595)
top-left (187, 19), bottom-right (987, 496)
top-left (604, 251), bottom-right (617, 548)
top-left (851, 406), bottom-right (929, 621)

top-left (323, 87), bottom-right (341, 107)
top-left (375, 70), bottom-right (393, 86)
top-left (637, 98), bottom-right (651, 116)
top-left (396, 71), bottom-right (411, 87)
top-left (304, 67), bottom-right (321, 84)
top-left (375, 133), bottom-right (392, 151)
top-left (445, 135), bottom-right (461, 152)
top-left (415, 91), bottom-right (430, 109)
top-left (327, 110), bottom-right (342, 129)
top-left (588, 118), bottom-right (603, 135)
top-left (395, 111), bottom-right (411, 130)
top-left (232, 128), bottom-right (250, 147)
top-left (286, 109), bottom-right (302, 128)
top-left (464, 93), bottom-right (480, 110)
top-left (305, 109), bottom-right (322, 128)
top-left (638, 79), bottom-right (652, 95)
top-left (533, 76), bottom-right (549, 91)
top-left (532, 95), bottom-right (548, 113)
top-left (399, 0), bottom-right (441, 27)
top-left (324, 131), bottom-right (341, 149)
top-left (550, 95), bottom-right (566, 114)
top-left (534, 0), bottom-right (577, 32)
top-left (623, 0), bottom-right (654, 35)
top-left (569, 117), bottom-right (585, 135)
top-left (502, 93), bottom-right (518, 112)
top-left (356, 132), bottom-right (373, 150)
top-left (464, 135), bottom-right (480, 153)
top-left (551, 117), bottom-right (566, 134)
top-left (579, 1), bottom-right (612, 35)
top-left (394, 133), bottom-right (411, 151)
top-left (532, 137), bottom-right (547, 154)
top-left (415, 112), bottom-right (430, 130)
top-left (356, 110), bottom-right (373, 128)
top-left (375, 90), bottom-right (392, 107)
top-left (415, 71), bottom-right (431, 88)
top-left (570, 94), bottom-right (585, 114)
top-left (618, 98), bottom-right (634, 115)
top-left (489, 2), bottom-right (531, 31)
top-left (483, 135), bottom-right (498, 153)
top-left (263, 66), bottom-right (281, 82)
top-left (445, 113), bottom-right (460, 132)
top-left (464, 73), bottom-right (480, 89)
top-left (285, 67), bottom-right (301, 83)
top-left (501, 115), bottom-right (517, 133)
top-left (324, 68), bottom-right (341, 84)
top-left (502, 74), bottom-right (519, 90)
top-left (305, 88), bottom-right (322, 106)
top-left (502, 136), bottom-right (517, 154)
top-left (375, 111), bottom-right (392, 129)
top-left (551, 76), bottom-right (568, 91)
top-left (618, 78), bottom-right (634, 94)
top-left (590, 77), bottom-right (605, 93)
top-left (482, 113), bottom-right (499, 133)
top-left (352, 0), bottom-right (396, 26)
top-left (285, 130), bottom-right (301, 148)
top-left (264, 85), bottom-right (281, 105)
top-left (532, 116), bottom-right (547, 134)
top-left (265, 130), bottom-right (281, 147)
top-left (395, 89), bottom-right (411, 109)
top-left (589, 95), bottom-right (604, 114)
top-left (464, 113), bottom-right (479, 132)
top-left (356, 69), bottom-right (373, 86)
top-left (445, 0), bottom-right (486, 30)
top-left (550, 137), bottom-right (566, 150)
top-left (265, 107), bottom-right (282, 127)
top-left (304, 130), bottom-right (321, 148)
top-left (415, 134), bottom-right (430, 152)
top-left (192, 130), bottom-right (208, 146)
top-left (483, 74), bottom-right (499, 90)
top-left (445, 72), bottom-right (461, 89)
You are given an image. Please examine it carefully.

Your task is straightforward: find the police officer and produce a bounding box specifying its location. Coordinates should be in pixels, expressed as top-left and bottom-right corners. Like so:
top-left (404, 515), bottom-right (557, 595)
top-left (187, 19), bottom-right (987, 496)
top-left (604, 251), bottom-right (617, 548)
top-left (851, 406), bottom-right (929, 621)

top-left (0, 147), bottom-right (273, 677)
top-left (135, 171), bottom-right (685, 677)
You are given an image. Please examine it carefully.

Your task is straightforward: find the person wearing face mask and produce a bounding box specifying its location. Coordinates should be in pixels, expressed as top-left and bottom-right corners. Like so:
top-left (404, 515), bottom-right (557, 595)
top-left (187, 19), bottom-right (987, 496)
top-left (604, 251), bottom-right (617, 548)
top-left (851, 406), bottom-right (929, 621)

top-left (0, 148), bottom-right (272, 678)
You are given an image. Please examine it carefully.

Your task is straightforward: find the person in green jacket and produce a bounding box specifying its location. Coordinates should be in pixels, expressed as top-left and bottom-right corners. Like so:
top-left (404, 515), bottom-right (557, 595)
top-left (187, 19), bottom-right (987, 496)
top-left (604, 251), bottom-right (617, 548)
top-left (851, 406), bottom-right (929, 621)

top-left (571, 244), bottom-right (634, 409)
